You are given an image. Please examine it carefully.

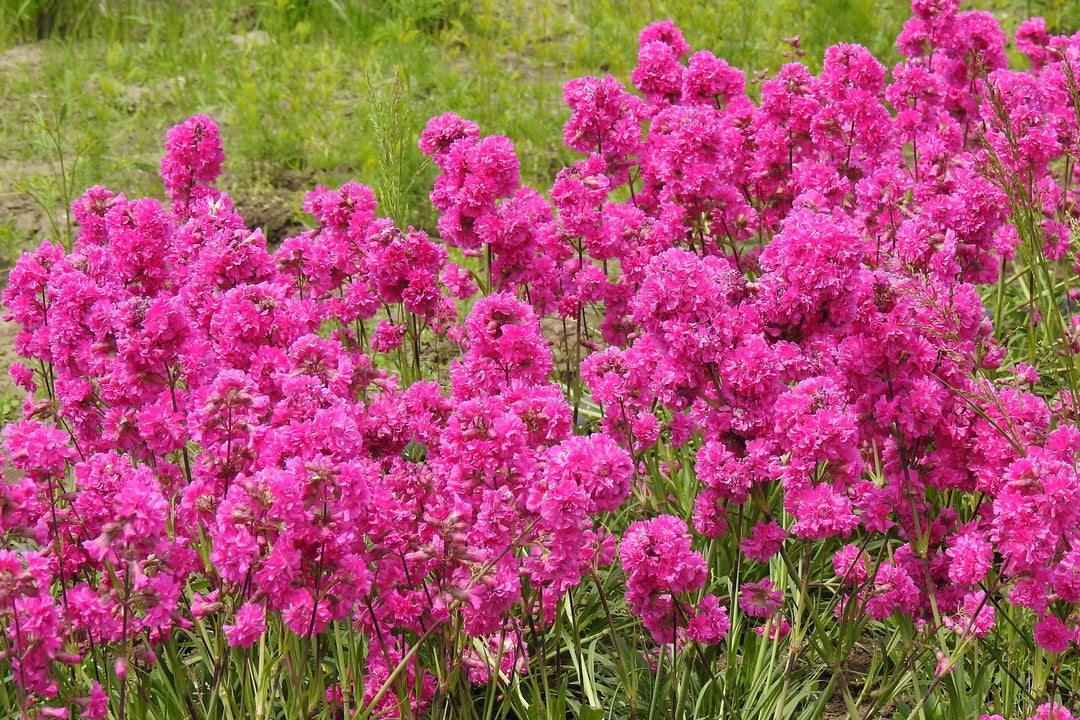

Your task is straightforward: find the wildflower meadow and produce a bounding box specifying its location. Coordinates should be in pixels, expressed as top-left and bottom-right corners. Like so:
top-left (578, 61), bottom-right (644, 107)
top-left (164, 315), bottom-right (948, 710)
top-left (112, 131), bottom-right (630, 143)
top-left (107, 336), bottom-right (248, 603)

top-left (5, 1), bottom-right (1080, 719)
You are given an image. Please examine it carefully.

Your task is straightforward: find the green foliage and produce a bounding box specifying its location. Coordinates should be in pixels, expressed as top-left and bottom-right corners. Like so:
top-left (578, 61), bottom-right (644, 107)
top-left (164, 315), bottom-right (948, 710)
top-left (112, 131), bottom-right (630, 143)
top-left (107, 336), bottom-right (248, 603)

top-left (1, 0), bottom-right (107, 43)
top-left (0, 215), bottom-right (33, 270)
top-left (2, 0), bottom-right (1075, 265)
top-left (363, 68), bottom-right (431, 228)
top-left (12, 97), bottom-right (109, 248)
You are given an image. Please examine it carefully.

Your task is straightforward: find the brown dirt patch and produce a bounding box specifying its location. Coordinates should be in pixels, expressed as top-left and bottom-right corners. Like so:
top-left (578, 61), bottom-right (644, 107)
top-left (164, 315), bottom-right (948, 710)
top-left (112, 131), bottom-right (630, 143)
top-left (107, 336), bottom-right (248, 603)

top-left (0, 191), bottom-right (51, 244)
top-left (0, 43), bottom-right (44, 75)
top-left (232, 189), bottom-right (304, 244)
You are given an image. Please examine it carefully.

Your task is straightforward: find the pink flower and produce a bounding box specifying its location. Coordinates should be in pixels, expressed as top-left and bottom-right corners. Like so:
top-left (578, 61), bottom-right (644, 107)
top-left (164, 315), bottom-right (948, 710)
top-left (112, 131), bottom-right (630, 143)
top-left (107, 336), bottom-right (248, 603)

top-left (754, 618), bottom-right (791, 641)
top-left (561, 76), bottom-right (645, 184)
top-left (946, 533), bottom-right (993, 586)
top-left (943, 592), bottom-right (995, 638)
top-left (1028, 703), bottom-right (1078, 720)
top-left (372, 320), bottom-right (406, 352)
top-left (739, 579), bottom-right (783, 619)
top-left (224, 603), bottom-right (267, 648)
top-left (687, 595), bottom-right (730, 645)
top-left (547, 434), bottom-right (633, 513)
top-left (1034, 615), bottom-right (1073, 654)
top-left (865, 565), bottom-right (919, 621)
top-left (741, 521), bottom-right (787, 563)
top-left (419, 112), bottom-right (480, 162)
top-left (620, 515), bottom-right (708, 644)
top-left (82, 682), bottom-right (107, 720)
top-left (160, 114), bottom-right (224, 212)
top-left (696, 442), bottom-right (754, 504)
top-left (787, 483), bottom-right (861, 540)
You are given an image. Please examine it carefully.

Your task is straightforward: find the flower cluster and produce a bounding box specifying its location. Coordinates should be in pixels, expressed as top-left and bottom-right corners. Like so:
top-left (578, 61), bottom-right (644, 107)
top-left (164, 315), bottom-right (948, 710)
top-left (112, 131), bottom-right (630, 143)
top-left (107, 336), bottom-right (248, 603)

top-left (1, 114), bottom-right (636, 716)
top-left (6, 2), bottom-right (1080, 718)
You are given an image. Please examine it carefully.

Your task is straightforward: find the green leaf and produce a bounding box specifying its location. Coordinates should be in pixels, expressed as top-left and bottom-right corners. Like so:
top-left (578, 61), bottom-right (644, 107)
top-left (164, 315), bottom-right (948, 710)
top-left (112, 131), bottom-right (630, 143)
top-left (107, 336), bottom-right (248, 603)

top-left (578, 705), bottom-right (606, 720)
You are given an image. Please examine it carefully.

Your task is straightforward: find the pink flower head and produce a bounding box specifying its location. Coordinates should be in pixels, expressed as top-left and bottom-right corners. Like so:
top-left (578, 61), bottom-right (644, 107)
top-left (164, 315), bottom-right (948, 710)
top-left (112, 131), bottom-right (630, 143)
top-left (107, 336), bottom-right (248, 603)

top-left (1014, 17), bottom-right (1049, 68)
top-left (1055, 550), bottom-right (1080, 603)
top-left (739, 578), bottom-right (783, 618)
top-left (547, 434), bottom-right (633, 513)
top-left (943, 591), bottom-right (996, 638)
top-left (687, 594), bottom-right (730, 645)
top-left (372, 320), bottom-right (406, 353)
top-left (638, 20), bottom-right (690, 57)
top-left (160, 114), bottom-right (224, 210)
top-left (754, 617), bottom-right (791, 641)
top-left (910, 0), bottom-right (959, 21)
top-left (419, 112), bottom-right (480, 162)
top-left (441, 262), bottom-right (479, 300)
top-left (1028, 703), bottom-right (1078, 720)
top-left (696, 441), bottom-right (754, 504)
top-left (224, 603), bottom-right (267, 648)
top-left (620, 515), bottom-right (708, 644)
top-left (684, 50), bottom-right (745, 106)
top-left (83, 682), bottom-right (107, 720)
top-left (865, 565), bottom-right (919, 621)
top-left (946, 533), bottom-right (993, 586)
top-left (621, 515), bottom-right (707, 598)
top-left (457, 292), bottom-right (553, 391)
top-left (740, 521), bottom-right (787, 563)
top-left (1034, 614), bottom-right (1073, 654)
top-left (787, 483), bottom-right (860, 540)
top-left (561, 76), bottom-right (645, 183)
top-left (632, 41), bottom-right (686, 107)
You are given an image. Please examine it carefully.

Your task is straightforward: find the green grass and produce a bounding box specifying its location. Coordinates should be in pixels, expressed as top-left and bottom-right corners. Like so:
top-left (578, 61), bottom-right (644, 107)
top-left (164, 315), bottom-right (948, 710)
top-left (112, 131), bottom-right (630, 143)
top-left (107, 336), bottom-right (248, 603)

top-left (2, 0), bottom-right (1075, 254)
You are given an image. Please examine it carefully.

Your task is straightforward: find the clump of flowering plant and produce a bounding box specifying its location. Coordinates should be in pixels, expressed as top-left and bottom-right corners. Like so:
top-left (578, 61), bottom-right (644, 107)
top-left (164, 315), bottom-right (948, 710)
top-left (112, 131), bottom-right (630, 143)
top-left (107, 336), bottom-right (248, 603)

top-left (5, 3), bottom-right (1080, 719)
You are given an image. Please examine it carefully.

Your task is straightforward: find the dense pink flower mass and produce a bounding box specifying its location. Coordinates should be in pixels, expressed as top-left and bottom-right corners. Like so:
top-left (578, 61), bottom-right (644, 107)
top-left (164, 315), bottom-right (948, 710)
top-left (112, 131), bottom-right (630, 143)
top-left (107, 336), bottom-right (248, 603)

top-left (7, 2), bottom-right (1080, 717)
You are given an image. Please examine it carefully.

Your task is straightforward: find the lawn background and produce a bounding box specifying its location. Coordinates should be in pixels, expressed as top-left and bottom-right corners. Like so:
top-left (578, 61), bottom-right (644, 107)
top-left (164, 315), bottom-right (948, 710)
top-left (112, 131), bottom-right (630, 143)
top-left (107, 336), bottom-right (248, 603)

top-left (2, 0), bottom-right (1078, 268)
